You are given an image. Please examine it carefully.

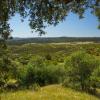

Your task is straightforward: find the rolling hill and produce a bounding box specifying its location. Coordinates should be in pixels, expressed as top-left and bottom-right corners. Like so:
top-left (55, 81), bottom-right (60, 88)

top-left (0, 85), bottom-right (99, 100)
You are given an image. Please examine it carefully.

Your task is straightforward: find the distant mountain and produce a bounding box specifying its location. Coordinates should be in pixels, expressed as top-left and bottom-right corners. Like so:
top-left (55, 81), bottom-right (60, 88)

top-left (7, 37), bottom-right (100, 45)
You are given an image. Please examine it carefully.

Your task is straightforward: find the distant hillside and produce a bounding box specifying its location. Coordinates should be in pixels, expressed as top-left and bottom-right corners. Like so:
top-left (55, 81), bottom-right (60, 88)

top-left (7, 37), bottom-right (100, 45)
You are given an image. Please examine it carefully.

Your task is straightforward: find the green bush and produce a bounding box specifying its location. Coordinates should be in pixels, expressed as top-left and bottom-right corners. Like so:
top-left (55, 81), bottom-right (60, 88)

top-left (63, 51), bottom-right (100, 93)
top-left (29, 83), bottom-right (40, 91)
top-left (0, 57), bottom-right (20, 89)
top-left (19, 56), bottom-right (66, 87)
top-left (4, 79), bottom-right (19, 90)
top-left (90, 65), bottom-right (100, 88)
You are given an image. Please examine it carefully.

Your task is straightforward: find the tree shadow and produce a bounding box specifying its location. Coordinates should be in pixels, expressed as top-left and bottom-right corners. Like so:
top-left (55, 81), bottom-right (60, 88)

top-left (94, 91), bottom-right (100, 99)
top-left (89, 89), bottom-right (100, 99)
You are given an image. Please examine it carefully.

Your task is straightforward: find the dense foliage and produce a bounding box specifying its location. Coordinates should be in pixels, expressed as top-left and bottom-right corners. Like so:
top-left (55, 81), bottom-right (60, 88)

top-left (0, 43), bottom-right (100, 95)
top-left (63, 51), bottom-right (100, 93)
top-left (18, 56), bottom-right (66, 87)
top-left (0, 0), bottom-right (100, 39)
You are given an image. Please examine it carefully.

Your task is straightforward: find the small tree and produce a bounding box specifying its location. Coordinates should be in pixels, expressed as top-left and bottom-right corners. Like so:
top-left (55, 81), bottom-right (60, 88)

top-left (64, 51), bottom-right (100, 93)
top-left (90, 65), bottom-right (100, 89)
top-left (19, 56), bottom-right (66, 87)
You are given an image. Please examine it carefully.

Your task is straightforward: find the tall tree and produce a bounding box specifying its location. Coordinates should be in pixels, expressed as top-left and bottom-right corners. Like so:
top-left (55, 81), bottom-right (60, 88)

top-left (0, 0), bottom-right (100, 40)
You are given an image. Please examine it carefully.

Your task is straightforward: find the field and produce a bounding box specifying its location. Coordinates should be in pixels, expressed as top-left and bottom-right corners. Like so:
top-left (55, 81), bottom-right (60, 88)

top-left (1, 85), bottom-right (100, 100)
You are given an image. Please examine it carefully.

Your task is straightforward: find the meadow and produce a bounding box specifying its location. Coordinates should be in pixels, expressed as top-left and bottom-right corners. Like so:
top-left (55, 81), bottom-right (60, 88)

top-left (1, 85), bottom-right (100, 100)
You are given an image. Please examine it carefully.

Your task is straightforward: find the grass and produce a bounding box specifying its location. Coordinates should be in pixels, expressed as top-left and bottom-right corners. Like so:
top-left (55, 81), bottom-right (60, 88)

top-left (0, 85), bottom-right (99, 100)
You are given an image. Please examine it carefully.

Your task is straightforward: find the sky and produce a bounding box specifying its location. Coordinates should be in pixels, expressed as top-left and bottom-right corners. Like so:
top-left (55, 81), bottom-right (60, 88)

top-left (9, 10), bottom-right (100, 38)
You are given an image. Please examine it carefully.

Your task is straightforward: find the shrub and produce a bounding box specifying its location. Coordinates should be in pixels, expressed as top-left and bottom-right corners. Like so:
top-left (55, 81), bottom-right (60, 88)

top-left (19, 56), bottom-right (66, 87)
top-left (29, 83), bottom-right (40, 91)
top-left (45, 54), bottom-right (52, 60)
top-left (63, 51), bottom-right (100, 93)
top-left (90, 65), bottom-right (100, 88)
top-left (0, 57), bottom-right (20, 89)
top-left (4, 79), bottom-right (19, 90)
top-left (41, 64), bottom-right (66, 85)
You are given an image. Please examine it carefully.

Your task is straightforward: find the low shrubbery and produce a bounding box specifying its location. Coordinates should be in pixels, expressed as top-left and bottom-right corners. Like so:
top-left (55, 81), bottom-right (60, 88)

top-left (18, 56), bottom-right (66, 88)
top-left (0, 48), bottom-right (100, 95)
top-left (28, 83), bottom-right (40, 91)
top-left (0, 56), bottom-right (20, 91)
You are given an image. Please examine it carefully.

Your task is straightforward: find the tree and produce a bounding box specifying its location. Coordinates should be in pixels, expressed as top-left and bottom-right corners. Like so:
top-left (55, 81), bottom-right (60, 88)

top-left (0, 0), bottom-right (100, 40)
top-left (64, 51), bottom-right (100, 93)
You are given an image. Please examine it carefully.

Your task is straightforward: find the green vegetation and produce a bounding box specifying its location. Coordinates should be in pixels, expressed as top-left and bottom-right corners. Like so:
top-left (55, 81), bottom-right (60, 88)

top-left (64, 51), bottom-right (100, 93)
top-left (7, 37), bottom-right (100, 45)
top-left (0, 42), bottom-right (100, 99)
top-left (0, 85), bottom-right (99, 100)
top-left (0, 0), bottom-right (100, 40)
top-left (18, 56), bottom-right (66, 87)
top-left (0, 0), bottom-right (100, 98)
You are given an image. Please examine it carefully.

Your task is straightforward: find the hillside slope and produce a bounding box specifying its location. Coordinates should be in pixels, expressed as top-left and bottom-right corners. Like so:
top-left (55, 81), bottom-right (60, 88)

top-left (0, 85), bottom-right (99, 100)
top-left (7, 37), bottom-right (100, 45)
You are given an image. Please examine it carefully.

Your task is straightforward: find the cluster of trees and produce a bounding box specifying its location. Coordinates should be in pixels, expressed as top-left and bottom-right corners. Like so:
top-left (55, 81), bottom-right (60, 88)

top-left (63, 51), bottom-right (100, 94)
top-left (0, 44), bottom-right (100, 95)
top-left (18, 56), bottom-right (66, 87)
top-left (0, 54), bottom-right (66, 91)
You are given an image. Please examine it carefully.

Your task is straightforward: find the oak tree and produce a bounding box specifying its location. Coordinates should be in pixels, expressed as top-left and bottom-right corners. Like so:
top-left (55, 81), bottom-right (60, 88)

top-left (0, 0), bottom-right (100, 40)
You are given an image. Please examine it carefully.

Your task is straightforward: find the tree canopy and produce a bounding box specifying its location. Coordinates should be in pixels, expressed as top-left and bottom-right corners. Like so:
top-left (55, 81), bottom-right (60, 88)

top-left (0, 0), bottom-right (100, 40)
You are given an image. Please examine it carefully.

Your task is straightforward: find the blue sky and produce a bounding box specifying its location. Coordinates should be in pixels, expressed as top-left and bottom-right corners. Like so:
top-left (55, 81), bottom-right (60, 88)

top-left (9, 10), bottom-right (100, 38)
